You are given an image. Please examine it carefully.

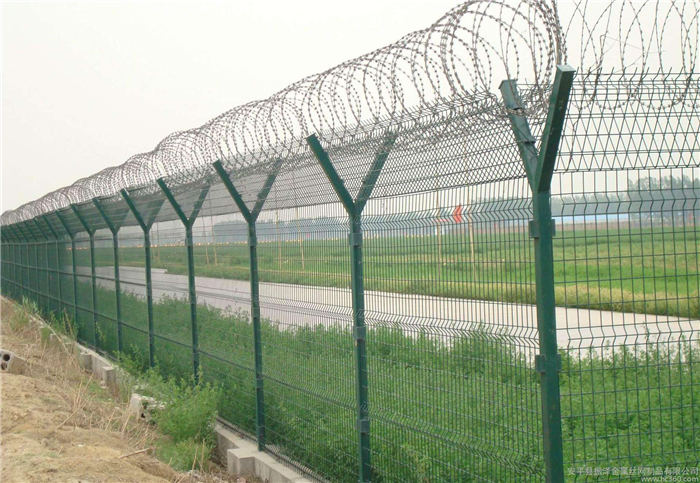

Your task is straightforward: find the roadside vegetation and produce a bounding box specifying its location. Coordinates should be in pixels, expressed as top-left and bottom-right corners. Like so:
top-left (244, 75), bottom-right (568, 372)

top-left (20, 282), bottom-right (698, 483)
top-left (0, 297), bottom-right (232, 481)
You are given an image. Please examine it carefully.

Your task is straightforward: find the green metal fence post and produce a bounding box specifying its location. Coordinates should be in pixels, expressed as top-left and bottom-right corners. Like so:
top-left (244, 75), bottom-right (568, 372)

top-left (93, 198), bottom-right (124, 354)
top-left (55, 210), bottom-right (79, 329)
top-left (121, 189), bottom-right (159, 369)
top-left (156, 179), bottom-right (210, 384)
top-left (307, 132), bottom-right (395, 483)
top-left (72, 204), bottom-right (98, 349)
top-left (500, 64), bottom-right (575, 483)
top-left (213, 159), bottom-right (282, 451)
top-left (42, 215), bottom-right (64, 318)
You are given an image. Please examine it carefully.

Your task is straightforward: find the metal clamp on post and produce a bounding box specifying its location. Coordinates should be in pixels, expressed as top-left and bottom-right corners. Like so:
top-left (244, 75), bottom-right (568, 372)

top-left (528, 218), bottom-right (556, 239)
top-left (248, 232), bottom-right (258, 247)
top-left (348, 232), bottom-right (363, 246)
top-left (534, 353), bottom-right (562, 374)
top-left (356, 418), bottom-right (370, 434)
top-left (353, 325), bottom-right (366, 343)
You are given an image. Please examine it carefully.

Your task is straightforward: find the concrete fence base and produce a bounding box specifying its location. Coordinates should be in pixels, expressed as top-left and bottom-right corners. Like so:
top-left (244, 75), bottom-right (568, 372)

top-left (215, 423), bottom-right (312, 483)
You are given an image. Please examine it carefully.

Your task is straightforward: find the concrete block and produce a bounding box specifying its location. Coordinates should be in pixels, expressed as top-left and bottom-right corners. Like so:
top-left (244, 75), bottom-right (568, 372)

top-left (128, 393), bottom-right (163, 420)
top-left (91, 354), bottom-right (105, 372)
top-left (255, 453), bottom-right (304, 482)
top-left (100, 366), bottom-right (116, 386)
top-left (79, 351), bottom-right (93, 371)
top-left (254, 453), bottom-right (279, 482)
top-left (215, 422), bottom-right (311, 482)
top-left (227, 448), bottom-right (256, 477)
top-left (64, 340), bottom-right (79, 356)
top-left (267, 462), bottom-right (307, 483)
top-left (0, 350), bottom-right (27, 374)
top-left (216, 425), bottom-right (241, 457)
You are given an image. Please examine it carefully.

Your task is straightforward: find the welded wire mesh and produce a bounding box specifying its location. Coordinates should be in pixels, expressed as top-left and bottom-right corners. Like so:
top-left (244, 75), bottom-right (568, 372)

top-left (2, 1), bottom-right (699, 482)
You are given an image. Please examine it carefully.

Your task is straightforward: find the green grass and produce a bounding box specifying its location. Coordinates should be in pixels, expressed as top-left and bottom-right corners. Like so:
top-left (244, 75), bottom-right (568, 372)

top-left (100, 226), bottom-right (700, 320)
top-left (18, 281), bottom-right (698, 483)
top-left (129, 368), bottom-right (221, 472)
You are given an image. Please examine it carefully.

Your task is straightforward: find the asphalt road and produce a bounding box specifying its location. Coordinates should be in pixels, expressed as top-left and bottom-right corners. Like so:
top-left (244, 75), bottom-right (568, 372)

top-left (79, 265), bottom-right (698, 353)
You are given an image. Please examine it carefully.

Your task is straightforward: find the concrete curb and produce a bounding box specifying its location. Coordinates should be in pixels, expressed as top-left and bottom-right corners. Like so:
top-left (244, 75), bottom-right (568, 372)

top-left (215, 423), bottom-right (312, 483)
top-left (22, 309), bottom-right (124, 390)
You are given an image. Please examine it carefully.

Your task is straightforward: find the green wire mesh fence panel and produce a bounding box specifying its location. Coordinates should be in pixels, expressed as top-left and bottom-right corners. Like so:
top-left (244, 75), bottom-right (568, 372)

top-left (93, 226), bottom-right (119, 356)
top-left (190, 171), bottom-right (266, 438)
top-left (40, 218), bottom-right (62, 316)
top-left (2, 237), bottom-right (12, 297)
top-left (72, 201), bottom-right (116, 355)
top-left (364, 183), bottom-right (543, 480)
top-left (32, 228), bottom-right (49, 314)
top-left (4, 238), bottom-right (12, 297)
top-left (0, 236), bottom-right (10, 297)
top-left (26, 229), bottom-right (38, 305)
top-left (0, 237), bottom-right (6, 294)
top-left (148, 220), bottom-right (196, 380)
top-left (13, 236), bottom-right (21, 296)
top-left (47, 240), bottom-right (60, 316)
top-left (117, 220), bottom-right (151, 370)
top-left (22, 241), bottom-right (30, 301)
top-left (2, 238), bottom-right (9, 296)
top-left (554, 74), bottom-right (700, 480)
top-left (2, 4), bottom-right (699, 480)
top-left (129, 185), bottom-right (196, 381)
top-left (73, 229), bottom-right (95, 347)
top-left (258, 201), bottom-right (357, 481)
top-left (191, 204), bottom-right (258, 438)
top-left (54, 224), bottom-right (76, 326)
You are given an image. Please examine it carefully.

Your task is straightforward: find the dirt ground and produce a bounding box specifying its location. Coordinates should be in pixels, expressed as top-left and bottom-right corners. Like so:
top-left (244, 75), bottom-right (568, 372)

top-left (0, 300), bottom-right (240, 483)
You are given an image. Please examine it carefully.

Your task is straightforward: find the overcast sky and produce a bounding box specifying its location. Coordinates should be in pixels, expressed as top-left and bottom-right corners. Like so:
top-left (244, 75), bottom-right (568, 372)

top-left (2, 0), bottom-right (459, 212)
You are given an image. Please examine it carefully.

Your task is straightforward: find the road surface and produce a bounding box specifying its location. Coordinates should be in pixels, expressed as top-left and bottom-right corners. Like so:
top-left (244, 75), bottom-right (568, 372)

top-left (76, 265), bottom-right (698, 353)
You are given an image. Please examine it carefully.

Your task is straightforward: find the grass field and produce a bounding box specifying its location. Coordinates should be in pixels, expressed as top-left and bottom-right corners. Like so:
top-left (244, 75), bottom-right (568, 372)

top-left (102, 225), bottom-right (700, 320)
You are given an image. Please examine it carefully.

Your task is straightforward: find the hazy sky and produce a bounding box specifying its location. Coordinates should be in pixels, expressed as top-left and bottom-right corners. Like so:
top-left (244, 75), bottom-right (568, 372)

top-left (2, 0), bottom-right (458, 212)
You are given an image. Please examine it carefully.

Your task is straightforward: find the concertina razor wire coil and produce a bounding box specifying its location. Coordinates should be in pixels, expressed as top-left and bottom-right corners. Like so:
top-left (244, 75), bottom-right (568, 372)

top-left (1, 0), bottom-right (698, 225)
